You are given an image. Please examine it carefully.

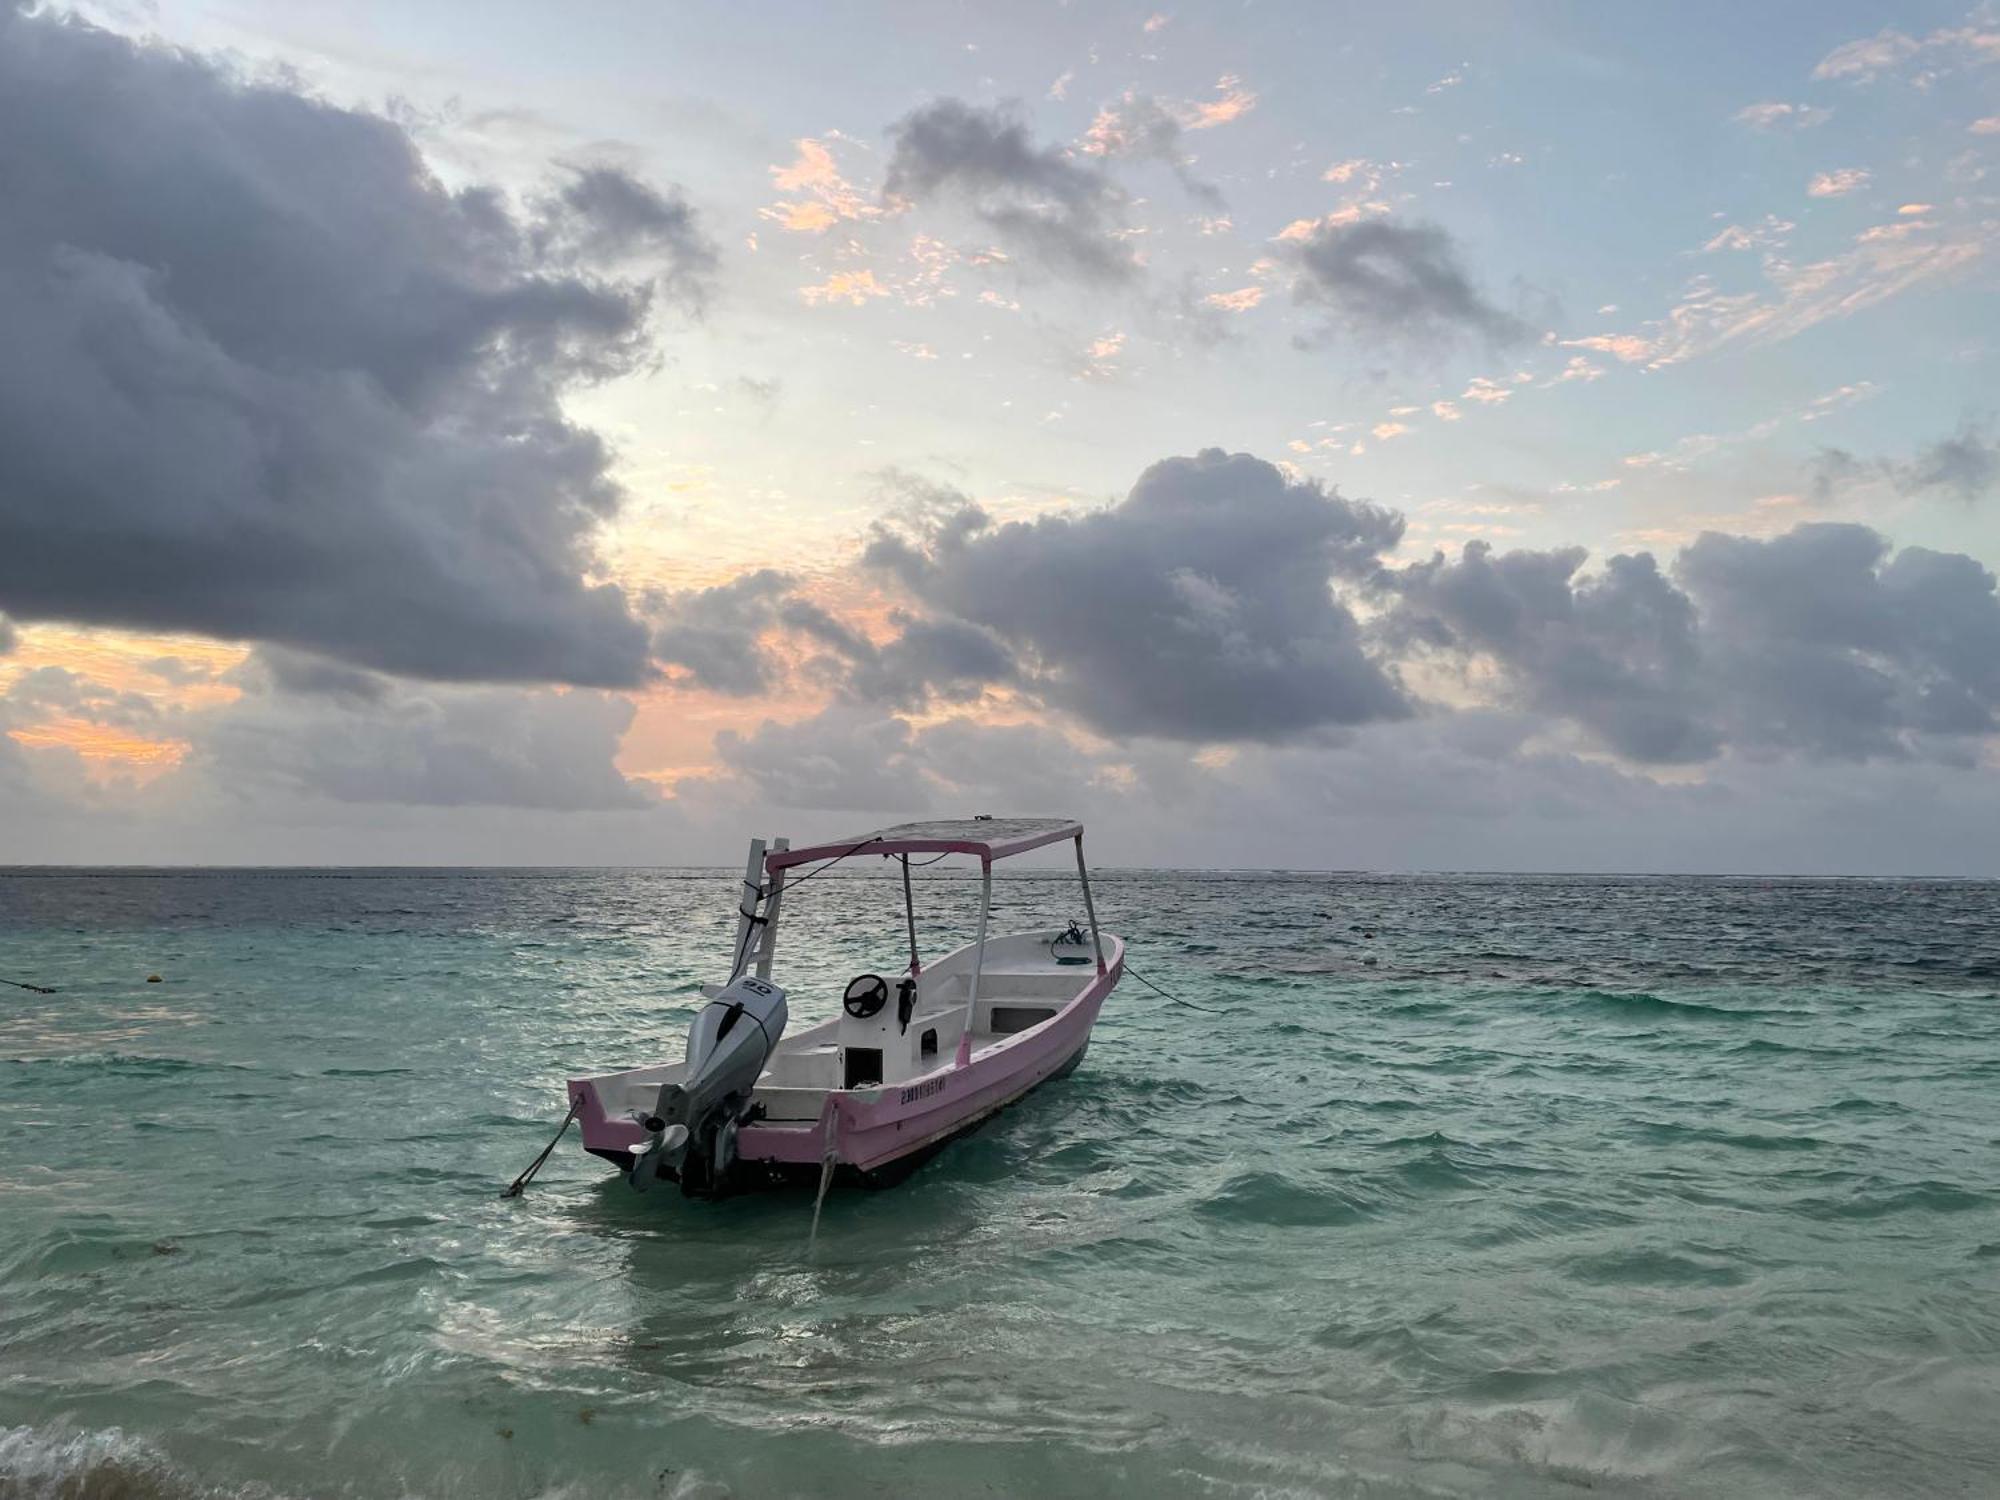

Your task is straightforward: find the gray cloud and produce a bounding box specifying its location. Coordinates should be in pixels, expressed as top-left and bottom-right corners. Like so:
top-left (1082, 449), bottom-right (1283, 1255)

top-left (3, 664), bottom-right (163, 733)
top-left (830, 614), bottom-right (1018, 710)
top-left (883, 98), bottom-right (1138, 283)
top-left (0, 5), bottom-right (713, 688)
top-left (840, 446), bottom-right (2000, 767)
top-left (1904, 426), bottom-right (2000, 508)
top-left (717, 706), bottom-right (929, 813)
top-left (784, 592), bottom-right (1024, 712)
top-left (1082, 93), bottom-right (1224, 208)
top-left (649, 565), bottom-right (1016, 712)
top-left (1390, 520), bottom-right (2000, 764)
top-left (143, 656), bottom-right (218, 687)
top-left (1676, 524), bottom-right (2000, 759)
top-left (863, 448), bottom-right (1410, 741)
top-left (775, 591), bottom-right (1014, 710)
top-left (533, 165), bottom-right (715, 310)
top-left (651, 570), bottom-right (795, 695)
top-left (0, 614), bottom-right (14, 656)
top-left (255, 646), bottom-right (391, 704)
top-left (1907, 424), bottom-right (1999, 503)
top-left (626, 442), bottom-right (2000, 773)
top-left (1816, 422), bottom-right (1999, 505)
top-left (717, 703), bottom-right (1107, 816)
top-left (1285, 218), bottom-right (1529, 352)
top-left (1389, 542), bottom-right (1718, 763)
top-left (194, 650), bottom-right (651, 809)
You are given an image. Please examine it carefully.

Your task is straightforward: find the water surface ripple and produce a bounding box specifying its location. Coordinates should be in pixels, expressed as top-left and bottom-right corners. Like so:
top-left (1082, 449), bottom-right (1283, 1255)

top-left (2, 869), bottom-right (1997, 1497)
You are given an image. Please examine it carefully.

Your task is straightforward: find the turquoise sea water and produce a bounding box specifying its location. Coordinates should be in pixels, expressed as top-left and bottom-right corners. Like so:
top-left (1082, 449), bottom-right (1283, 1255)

top-left (2, 867), bottom-right (1997, 1499)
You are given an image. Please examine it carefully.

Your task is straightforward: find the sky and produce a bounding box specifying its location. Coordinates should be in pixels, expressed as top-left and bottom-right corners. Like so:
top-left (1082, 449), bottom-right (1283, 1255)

top-left (1, 0), bottom-right (1998, 872)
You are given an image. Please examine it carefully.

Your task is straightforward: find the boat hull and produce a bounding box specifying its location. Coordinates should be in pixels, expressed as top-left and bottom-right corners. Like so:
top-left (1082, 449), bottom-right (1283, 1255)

top-left (569, 945), bottom-right (1121, 1192)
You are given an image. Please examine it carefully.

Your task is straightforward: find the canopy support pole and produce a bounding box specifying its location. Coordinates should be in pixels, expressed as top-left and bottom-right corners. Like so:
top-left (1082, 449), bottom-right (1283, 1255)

top-left (730, 838), bottom-right (766, 981)
top-left (900, 855), bottom-right (921, 974)
top-left (956, 860), bottom-right (992, 1066)
top-left (1075, 833), bottom-right (1106, 974)
top-left (756, 837), bottom-right (789, 980)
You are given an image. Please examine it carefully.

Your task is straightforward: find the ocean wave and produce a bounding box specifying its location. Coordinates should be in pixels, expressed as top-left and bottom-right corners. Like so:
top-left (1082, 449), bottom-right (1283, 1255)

top-left (1192, 1169), bottom-right (1376, 1226)
top-left (1724, 1036), bottom-right (1855, 1058)
top-left (5, 1230), bottom-right (190, 1278)
top-left (0, 1052), bottom-right (238, 1074)
top-left (1559, 1246), bottom-right (1751, 1288)
top-left (1631, 1120), bottom-right (1825, 1152)
top-left (1793, 1180), bottom-right (1992, 1221)
top-left (0, 1425), bottom-right (196, 1500)
top-left (1823, 1096), bottom-right (1910, 1116)
top-left (1567, 990), bottom-right (1806, 1021)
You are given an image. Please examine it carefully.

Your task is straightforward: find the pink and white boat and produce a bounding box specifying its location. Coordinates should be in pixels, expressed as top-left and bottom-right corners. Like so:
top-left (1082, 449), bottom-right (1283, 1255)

top-left (566, 817), bottom-right (1123, 1199)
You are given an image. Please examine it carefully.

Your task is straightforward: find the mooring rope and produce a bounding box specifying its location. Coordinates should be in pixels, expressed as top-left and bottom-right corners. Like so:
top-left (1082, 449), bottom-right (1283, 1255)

top-left (502, 1093), bottom-right (583, 1198)
top-left (1122, 961), bottom-right (1227, 1015)
top-left (3, 977), bottom-right (57, 995)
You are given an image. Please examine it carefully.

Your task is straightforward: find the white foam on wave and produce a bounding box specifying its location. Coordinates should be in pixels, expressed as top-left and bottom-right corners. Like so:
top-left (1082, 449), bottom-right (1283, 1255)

top-left (0, 1424), bottom-right (736, 1500)
top-left (0, 1424), bottom-right (180, 1498)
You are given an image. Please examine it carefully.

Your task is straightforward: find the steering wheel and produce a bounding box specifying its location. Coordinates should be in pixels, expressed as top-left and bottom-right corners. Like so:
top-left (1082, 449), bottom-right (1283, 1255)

top-left (843, 973), bottom-right (889, 1019)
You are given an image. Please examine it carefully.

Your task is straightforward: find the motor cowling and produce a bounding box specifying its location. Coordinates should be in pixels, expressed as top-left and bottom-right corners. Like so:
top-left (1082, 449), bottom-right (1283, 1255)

top-left (630, 974), bottom-right (787, 1196)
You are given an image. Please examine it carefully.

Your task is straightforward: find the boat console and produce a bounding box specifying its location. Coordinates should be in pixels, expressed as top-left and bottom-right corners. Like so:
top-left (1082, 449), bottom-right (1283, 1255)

top-left (836, 971), bottom-right (956, 1088)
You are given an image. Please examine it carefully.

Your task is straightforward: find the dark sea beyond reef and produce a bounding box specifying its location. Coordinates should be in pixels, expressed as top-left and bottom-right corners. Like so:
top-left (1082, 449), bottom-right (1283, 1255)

top-left (2, 867), bottom-right (1998, 1499)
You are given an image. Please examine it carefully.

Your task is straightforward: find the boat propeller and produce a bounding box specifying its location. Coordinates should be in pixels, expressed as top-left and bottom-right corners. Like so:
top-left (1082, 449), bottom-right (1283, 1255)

top-left (627, 1120), bottom-right (688, 1190)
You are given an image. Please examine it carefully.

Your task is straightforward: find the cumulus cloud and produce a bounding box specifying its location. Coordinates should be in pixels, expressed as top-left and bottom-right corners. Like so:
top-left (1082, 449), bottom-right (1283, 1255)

top-left (193, 649), bottom-right (652, 809)
top-left (1388, 544), bottom-right (1717, 763)
top-left (644, 558), bottom-right (1018, 712)
top-left (1676, 525), bottom-right (2000, 758)
top-left (532, 165), bottom-right (715, 308)
top-left (1389, 520), bottom-right (2000, 764)
top-left (1282, 218), bottom-right (1529, 353)
top-left (651, 570), bottom-right (795, 695)
top-left (677, 446), bottom-right (1998, 775)
top-left (862, 448), bottom-right (1409, 741)
top-left (0, 5), bottom-right (714, 689)
top-left (718, 444), bottom-right (2000, 768)
top-left (883, 98), bottom-right (1138, 283)
top-left (790, 605), bottom-right (1017, 711)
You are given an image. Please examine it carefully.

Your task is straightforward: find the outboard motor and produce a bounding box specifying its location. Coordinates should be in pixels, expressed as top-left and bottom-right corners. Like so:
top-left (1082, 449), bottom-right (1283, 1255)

top-left (629, 974), bottom-right (786, 1197)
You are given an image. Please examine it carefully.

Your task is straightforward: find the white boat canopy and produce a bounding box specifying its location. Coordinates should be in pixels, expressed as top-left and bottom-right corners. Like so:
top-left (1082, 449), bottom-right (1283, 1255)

top-left (765, 817), bottom-right (1083, 871)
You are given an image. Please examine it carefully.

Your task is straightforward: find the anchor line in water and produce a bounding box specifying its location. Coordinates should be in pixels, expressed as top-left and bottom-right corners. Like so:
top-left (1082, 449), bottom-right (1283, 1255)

top-left (1123, 962), bottom-right (1227, 1015)
top-left (3, 977), bottom-right (57, 994)
top-left (502, 1093), bottom-right (583, 1198)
